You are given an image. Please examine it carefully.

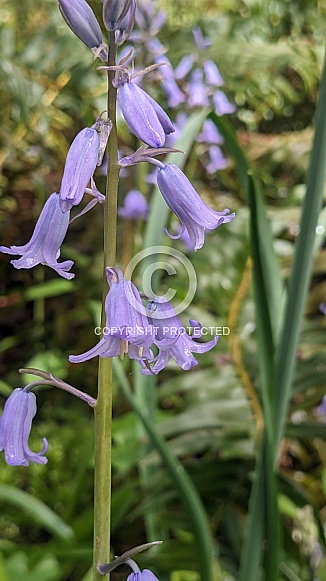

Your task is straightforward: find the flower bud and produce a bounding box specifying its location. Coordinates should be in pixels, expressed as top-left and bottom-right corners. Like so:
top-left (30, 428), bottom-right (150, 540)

top-left (103, 0), bottom-right (132, 31)
top-left (59, 0), bottom-right (108, 61)
top-left (59, 127), bottom-right (100, 211)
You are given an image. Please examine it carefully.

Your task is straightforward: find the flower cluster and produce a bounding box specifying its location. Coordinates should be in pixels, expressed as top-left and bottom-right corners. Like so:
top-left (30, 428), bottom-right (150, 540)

top-left (69, 268), bottom-right (218, 374)
top-left (0, 117), bottom-right (109, 278)
top-left (130, 4), bottom-right (235, 175)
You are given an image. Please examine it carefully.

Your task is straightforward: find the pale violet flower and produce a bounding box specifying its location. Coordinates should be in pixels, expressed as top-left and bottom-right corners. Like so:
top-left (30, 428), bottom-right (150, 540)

top-left (141, 298), bottom-right (218, 374)
top-left (0, 192), bottom-right (74, 279)
top-left (116, 73), bottom-right (175, 147)
top-left (118, 190), bottom-right (149, 219)
top-left (156, 163), bottom-right (235, 250)
top-left (205, 145), bottom-right (229, 174)
top-left (69, 268), bottom-right (154, 363)
top-left (59, 127), bottom-right (100, 211)
top-left (213, 90), bottom-right (236, 115)
top-left (0, 389), bottom-right (48, 466)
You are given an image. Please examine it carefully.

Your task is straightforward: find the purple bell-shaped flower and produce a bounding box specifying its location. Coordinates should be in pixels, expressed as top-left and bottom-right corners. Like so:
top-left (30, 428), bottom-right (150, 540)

top-left (69, 268), bottom-right (154, 363)
top-left (156, 163), bottom-right (235, 250)
top-left (0, 192), bottom-right (74, 279)
top-left (0, 389), bottom-right (48, 466)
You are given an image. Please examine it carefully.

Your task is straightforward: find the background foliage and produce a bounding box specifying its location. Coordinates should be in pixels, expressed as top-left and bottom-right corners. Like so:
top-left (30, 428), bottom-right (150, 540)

top-left (0, 1), bottom-right (325, 580)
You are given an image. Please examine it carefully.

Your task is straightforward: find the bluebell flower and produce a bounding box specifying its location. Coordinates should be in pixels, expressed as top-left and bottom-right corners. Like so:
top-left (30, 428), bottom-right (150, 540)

top-left (59, 127), bottom-right (100, 211)
top-left (154, 55), bottom-right (185, 108)
top-left (117, 75), bottom-right (175, 147)
top-left (174, 55), bottom-right (194, 80)
top-left (127, 571), bottom-right (160, 581)
top-left (213, 90), bottom-right (236, 115)
top-left (156, 163), bottom-right (235, 250)
top-left (319, 303), bottom-right (326, 316)
top-left (0, 389), bottom-right (48, 466)
top-left (204, 60), bottom-right (224, 87)
top-left (187, 69), bottom-right (209, 108)
top-left (98, 555), bottom-right (161, 580)
top-left (118, 190), bottom-right (149, 219)
top-left (103, 0), bottom-right (132, 31)
top-left (69, 268), bottom-right (154, 363)
top-left (0, 193), bottom-right (74, 279)
top-left (58, 0), bottom-right (108, 61)
top-left (192, 26), bottom-right (211, 51)
top-left (114, 0), bottom-right (136, 45)
top-left (316, 395), bottom-right (326, 420)
top-left (197, 119), bottom-right (224, 145)
top-left (205, 145), bottom-right (229, 174)
top-left (141, 298), bottom-right (218, 374)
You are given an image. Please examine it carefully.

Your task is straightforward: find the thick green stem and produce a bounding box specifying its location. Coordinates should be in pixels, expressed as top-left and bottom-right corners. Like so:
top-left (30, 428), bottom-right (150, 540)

top-left (93, 33), bottom-right (119, 581)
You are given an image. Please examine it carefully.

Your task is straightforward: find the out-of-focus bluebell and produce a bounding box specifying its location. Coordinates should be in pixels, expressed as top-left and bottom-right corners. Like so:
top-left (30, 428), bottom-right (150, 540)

top-left (205, 145), bottom-right (229, 174)
top-left (59, 127), bottom-right (100, 211)
top-left (69, 268), bottom-right (154, 364)
top-left (132, 0), bottom-right (166, 40)
top-left (187, 69), bottom-right (209, 107)
top-left (0, 388), bottom-right (48, 466)
top-left (118, 190), bottom-right (149, 219)
top-left (141, 298), bottom-right (218, 374)
top-left (319, 303), bottom-right (326, 316)
top-left (213, 90), bottom-right (236, 115)
top-left (0, 193), bottom-right (74, 279)
top-left (316, 395), bottom-right (326, 420)
top-left (58, 0), bottom-right (108, 61)
top-left (204, 60), bottom-right (224, 87)
top-left (197, 119), bottom-right (224, 145)
top-left (154, 54), bottom-right (185, 108)
top-left (192, 25), bottom-right (211, 50)
top-left (174, 55), bottom-right (195, 80)
top-left (156, 163), bottom-right (235, 250)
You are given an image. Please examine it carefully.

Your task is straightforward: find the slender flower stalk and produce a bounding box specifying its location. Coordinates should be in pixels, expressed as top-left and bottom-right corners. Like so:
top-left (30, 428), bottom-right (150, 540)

top-left (93, 31), bottom-right (119, 581)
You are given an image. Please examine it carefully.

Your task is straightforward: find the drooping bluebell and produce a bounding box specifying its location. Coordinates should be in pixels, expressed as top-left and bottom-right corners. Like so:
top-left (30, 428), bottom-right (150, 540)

top-left (118, 190), bottom-right (149, 219)
top-left (69, 268), bottom-right (154, 363)
top-left (156, 163), bottom-right (235, 250)
top-left (141, 298), bottom-right (218, 375)
top-left (0, 192), bottom-right (74, 279)
top-left (0, 389), bottom-right (48, 466)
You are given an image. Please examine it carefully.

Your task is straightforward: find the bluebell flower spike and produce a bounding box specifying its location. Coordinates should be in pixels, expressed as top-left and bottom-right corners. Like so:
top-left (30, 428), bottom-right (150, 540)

top-left (0, 389), bottom-right (48, 466)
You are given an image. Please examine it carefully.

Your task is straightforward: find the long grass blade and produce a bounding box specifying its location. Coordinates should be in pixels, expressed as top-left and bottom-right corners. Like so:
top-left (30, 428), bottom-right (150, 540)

top-left (274, 49), bottom-right (326, 453)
